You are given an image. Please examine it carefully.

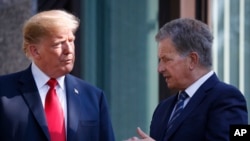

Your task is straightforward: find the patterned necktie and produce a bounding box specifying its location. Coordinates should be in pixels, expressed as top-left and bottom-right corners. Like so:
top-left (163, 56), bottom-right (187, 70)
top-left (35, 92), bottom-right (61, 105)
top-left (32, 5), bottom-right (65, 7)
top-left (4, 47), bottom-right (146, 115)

top-left (45, 78), bottom-right (66, 141)
top-left (167, 91), bottom-right (189, 131)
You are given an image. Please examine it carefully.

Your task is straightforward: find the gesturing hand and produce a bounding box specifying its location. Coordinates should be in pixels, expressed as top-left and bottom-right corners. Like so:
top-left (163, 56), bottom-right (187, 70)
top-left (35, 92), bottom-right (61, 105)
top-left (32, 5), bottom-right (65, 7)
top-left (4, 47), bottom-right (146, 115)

top-left (125, 127), bottom-right (155, 141)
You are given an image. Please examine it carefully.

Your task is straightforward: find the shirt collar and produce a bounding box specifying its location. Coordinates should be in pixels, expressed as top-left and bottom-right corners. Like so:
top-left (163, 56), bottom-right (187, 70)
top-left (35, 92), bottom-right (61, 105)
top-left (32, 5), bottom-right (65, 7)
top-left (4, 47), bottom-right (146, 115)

top-left (184, 70), bottom-right (214, 98)
top-left (31, 62), bottom-right (65, 90)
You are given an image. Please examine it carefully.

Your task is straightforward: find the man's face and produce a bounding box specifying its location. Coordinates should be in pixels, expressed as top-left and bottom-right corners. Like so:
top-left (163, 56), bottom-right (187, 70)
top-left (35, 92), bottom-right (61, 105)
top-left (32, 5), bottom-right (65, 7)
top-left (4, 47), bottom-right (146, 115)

top-left (158, 38), bottom-right (191, 90)
top-left (32, 29), bottom-right (75, 78)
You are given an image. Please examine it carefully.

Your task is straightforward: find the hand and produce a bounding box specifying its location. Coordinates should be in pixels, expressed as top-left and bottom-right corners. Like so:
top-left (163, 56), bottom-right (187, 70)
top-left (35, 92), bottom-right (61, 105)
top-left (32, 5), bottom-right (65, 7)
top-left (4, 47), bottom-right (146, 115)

top-left (125, 127), bottom-right (155, 141)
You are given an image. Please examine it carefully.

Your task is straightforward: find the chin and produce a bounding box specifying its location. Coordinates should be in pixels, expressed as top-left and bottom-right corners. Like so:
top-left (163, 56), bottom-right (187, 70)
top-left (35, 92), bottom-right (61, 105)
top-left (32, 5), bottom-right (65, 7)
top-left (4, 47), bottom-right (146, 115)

top-left (66, 63), bottom-right (74, 69)
top-left (167, 84), bottom-right (174, 89)
top-left (60, 66), bottom-right (73, 74)
top-left (65, 67), bottom-right (73, 73)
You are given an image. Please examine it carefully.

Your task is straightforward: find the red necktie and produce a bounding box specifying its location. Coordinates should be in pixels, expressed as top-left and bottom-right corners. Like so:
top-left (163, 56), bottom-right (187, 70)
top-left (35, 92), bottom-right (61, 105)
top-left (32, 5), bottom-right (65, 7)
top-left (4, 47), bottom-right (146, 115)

top-left (45, 78), bottom-right (66, 141)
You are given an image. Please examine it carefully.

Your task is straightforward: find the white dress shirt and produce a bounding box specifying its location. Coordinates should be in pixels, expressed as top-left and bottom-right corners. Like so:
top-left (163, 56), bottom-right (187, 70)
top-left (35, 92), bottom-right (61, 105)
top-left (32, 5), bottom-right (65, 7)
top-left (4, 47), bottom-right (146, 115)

top-left (31, 62), bottom-right (67, 131)
top-left (184, 70), bottom-right (214, 106)
top-left (169, 70), bottom-right (214, 121)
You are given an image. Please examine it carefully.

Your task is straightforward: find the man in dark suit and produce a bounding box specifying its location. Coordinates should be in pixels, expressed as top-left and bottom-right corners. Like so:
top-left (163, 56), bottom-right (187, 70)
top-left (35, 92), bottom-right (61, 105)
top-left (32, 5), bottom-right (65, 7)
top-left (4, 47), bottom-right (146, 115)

top-left (0, 10), bottom-right (115, 141)
top-left (126, 18), bottom-right (248, 141)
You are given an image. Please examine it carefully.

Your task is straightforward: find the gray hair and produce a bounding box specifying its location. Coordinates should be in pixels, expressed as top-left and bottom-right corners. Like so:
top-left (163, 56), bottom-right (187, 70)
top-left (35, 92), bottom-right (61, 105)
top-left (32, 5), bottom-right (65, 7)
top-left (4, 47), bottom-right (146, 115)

top-left (155, 18), bottom-right (213, 68)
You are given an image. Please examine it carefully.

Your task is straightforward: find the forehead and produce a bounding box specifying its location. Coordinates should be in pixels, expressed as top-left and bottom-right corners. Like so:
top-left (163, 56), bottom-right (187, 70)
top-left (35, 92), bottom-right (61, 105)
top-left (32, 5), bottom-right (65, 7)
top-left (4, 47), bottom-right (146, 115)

top-left (158, 38), bottom-right (178, 57)
top-left (51, 26), bottom-right (74, 35)
top-left (45, 28), bottom-right (75, 40)
top-left (38, 30), bottom-right (74, 44)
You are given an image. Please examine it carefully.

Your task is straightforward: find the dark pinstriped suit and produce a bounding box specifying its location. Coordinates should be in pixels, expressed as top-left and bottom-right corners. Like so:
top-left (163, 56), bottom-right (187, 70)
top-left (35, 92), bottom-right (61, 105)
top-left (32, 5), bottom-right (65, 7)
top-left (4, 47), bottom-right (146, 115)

top-left (150, 74), bottom-right (248, 141)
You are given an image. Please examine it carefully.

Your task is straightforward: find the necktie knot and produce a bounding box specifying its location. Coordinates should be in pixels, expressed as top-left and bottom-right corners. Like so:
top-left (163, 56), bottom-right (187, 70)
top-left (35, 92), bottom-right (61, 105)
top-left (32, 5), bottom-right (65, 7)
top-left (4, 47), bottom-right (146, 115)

top-left (178, 91), bottom-right (189, 101)
top-left (47, 78), bottom-right (58, 88)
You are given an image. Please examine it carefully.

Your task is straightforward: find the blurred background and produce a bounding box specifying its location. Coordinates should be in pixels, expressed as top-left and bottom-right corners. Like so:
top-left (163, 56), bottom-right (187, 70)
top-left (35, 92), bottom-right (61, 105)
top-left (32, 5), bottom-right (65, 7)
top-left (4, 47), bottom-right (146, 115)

top-left (0, 0), bottom-right (249, 140)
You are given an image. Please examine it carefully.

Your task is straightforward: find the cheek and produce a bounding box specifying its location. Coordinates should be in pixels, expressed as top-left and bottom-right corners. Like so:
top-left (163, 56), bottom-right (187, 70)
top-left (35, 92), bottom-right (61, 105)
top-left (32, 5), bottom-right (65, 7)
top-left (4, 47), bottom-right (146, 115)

top-left (41, 52), bottom-right (60, 63)
top-left (167, 62), bottom-right (184, 74)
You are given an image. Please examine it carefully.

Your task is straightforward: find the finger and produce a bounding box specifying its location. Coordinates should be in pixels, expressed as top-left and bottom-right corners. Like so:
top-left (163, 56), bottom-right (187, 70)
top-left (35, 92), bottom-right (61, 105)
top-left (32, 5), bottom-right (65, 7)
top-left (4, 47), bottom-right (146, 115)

top-left (124, 136), bottom-right (139, 141)
top-left (136, 127), bottom-right (149, 138)
top-left (131, 136), bottom-right (139, 140)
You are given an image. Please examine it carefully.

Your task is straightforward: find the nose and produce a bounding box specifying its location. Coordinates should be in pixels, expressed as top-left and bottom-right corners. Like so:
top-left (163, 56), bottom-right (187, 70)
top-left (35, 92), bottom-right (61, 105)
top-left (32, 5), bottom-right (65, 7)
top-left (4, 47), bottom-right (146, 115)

top-left (63, 40), bottom-right (74, 54)
top-left (158, 62), bottom-right (165, 74)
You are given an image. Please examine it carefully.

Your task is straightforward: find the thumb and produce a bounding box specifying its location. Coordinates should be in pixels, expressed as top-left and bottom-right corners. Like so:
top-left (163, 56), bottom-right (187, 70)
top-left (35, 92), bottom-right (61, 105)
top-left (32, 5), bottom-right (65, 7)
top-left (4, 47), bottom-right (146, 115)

top-left (136, 127), bottom-right (149, 139)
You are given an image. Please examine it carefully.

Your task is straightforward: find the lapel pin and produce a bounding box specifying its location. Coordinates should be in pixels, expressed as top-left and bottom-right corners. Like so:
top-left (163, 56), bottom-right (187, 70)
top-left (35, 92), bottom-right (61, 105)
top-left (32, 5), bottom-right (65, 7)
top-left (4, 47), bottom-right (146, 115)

top-left (74, 88), bottom-right (79, 94)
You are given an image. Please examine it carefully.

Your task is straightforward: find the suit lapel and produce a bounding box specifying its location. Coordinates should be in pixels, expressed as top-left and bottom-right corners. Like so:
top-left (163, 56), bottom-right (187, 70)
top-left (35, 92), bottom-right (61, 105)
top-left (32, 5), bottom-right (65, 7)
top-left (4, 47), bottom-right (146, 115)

top-left (19, 67), bottom-right (50, 140)
top-left (65, 75), bottom-right (81, 141)
top-left (164, 74), bottom-right (220, 140)
top-left (158, 96), bottom-right (178, 140)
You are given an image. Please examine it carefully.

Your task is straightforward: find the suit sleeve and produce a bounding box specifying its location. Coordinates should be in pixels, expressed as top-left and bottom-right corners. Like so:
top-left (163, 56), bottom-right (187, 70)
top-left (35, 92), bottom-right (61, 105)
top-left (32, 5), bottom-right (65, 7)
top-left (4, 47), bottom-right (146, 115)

top-left (99, 91), bottom-right (115, 141)
top-left (206, 87), bottom-right (248, 141)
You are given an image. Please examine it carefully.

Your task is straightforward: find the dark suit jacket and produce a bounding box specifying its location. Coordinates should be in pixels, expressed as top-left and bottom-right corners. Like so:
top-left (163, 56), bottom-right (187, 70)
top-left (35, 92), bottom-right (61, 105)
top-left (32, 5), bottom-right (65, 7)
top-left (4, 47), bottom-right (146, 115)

top-left (150, 73), bottom-right (248, 141)
top-left (0, 66), bottom-right (115, 141)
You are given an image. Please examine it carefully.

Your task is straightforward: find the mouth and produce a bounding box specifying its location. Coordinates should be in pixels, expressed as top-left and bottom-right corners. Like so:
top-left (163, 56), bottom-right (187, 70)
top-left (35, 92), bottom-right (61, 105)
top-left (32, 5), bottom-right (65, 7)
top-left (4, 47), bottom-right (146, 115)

top-left (164, 75), bottom-right (170, 82)
top-left (62, 59), bottom-right (73, 64)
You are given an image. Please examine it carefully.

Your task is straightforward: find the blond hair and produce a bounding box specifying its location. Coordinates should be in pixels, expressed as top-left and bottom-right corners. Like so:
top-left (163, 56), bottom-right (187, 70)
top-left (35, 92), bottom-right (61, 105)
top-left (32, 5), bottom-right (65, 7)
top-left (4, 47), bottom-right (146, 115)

top-left (22, 10), bottom-right (80, 58)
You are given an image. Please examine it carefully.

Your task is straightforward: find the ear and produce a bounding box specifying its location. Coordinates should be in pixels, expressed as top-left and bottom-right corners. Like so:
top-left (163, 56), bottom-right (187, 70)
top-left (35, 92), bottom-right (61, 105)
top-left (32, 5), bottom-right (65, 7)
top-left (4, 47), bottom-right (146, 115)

top-left (188, 52), bottom-right (199, 70)
top-left (28, 45), bottom-right (41, 59)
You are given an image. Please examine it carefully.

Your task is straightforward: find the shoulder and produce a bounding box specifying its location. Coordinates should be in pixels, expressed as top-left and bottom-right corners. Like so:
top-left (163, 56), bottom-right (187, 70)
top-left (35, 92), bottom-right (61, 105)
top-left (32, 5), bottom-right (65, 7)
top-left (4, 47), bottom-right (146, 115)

top-left (0, 69), bottom-right (29, 84)
top-left (206, 81), bottom-right (247, 115)
top-left (204, 73), bottom-right (244, 100)
top-left (212, 81), bottom-right (244, 98)
top-left (65, 74), bottom-right (103, 94)
top-left (66, 74), bottom-right (100, 88)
